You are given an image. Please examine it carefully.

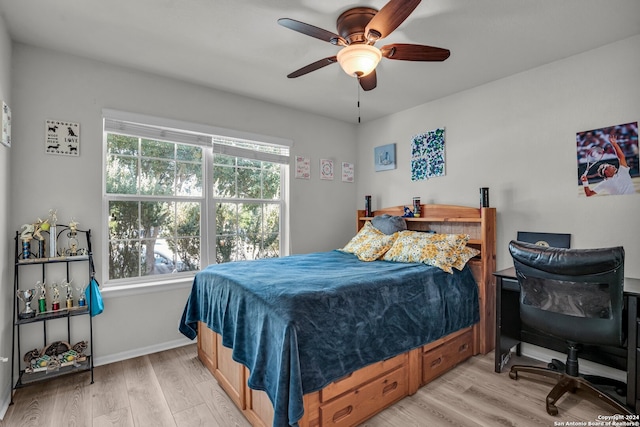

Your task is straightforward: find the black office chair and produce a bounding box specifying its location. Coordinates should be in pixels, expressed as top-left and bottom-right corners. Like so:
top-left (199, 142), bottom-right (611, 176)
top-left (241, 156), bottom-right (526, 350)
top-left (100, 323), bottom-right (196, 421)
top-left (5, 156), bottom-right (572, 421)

top-left (507, 240), bottom-right (632, 416)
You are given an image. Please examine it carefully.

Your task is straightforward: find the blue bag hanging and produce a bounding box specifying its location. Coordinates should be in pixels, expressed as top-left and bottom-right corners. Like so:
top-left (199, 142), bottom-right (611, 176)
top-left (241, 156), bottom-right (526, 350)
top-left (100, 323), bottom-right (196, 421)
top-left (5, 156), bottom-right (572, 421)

top-left (85, 256), bottom-right (104, 316)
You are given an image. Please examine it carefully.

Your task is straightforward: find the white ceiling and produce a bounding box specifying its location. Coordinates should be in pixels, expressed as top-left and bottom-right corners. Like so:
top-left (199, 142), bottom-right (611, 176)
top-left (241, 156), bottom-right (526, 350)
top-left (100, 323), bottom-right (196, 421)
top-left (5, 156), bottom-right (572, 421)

top-left (1, 0), bottom-right (639, 123)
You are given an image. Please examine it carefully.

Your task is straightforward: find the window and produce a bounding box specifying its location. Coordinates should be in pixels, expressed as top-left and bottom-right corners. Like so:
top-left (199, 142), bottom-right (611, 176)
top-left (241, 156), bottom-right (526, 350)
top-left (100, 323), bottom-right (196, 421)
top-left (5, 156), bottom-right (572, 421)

top-left (103, 111), bottom-right (290, 285)
top-left (213, 138), bottom-right (285, 262)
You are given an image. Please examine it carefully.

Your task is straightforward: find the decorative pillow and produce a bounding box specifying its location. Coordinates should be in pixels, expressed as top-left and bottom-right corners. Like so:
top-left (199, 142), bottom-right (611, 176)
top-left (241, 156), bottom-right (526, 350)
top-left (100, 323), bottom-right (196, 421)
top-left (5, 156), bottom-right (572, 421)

top-left (382, 231), bottom-right (470, 273)
top-left (371, 214), bottom-right (407, 235)
top-left (341, 222), bottom-right (397, 261)
top-left (451, 246), bottom-right (481, 271)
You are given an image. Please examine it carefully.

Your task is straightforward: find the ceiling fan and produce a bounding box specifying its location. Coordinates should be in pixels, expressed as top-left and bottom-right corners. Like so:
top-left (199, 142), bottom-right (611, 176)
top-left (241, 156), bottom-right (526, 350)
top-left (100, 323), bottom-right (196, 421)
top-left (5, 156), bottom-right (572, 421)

top-left (278, 0), bottom-right (450, 91)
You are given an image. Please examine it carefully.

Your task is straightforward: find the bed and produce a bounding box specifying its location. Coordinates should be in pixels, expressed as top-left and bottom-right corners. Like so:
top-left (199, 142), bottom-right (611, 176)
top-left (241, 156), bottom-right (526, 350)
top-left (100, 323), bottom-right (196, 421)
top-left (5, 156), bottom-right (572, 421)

top-left (179, 204), bottom-right (496, 427)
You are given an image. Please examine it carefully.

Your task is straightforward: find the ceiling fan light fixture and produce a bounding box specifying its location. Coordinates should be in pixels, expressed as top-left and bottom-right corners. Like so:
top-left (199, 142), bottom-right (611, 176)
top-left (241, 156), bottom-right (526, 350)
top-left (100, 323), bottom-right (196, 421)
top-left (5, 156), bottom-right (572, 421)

top-left (337, 44), bottom-right (382, 77)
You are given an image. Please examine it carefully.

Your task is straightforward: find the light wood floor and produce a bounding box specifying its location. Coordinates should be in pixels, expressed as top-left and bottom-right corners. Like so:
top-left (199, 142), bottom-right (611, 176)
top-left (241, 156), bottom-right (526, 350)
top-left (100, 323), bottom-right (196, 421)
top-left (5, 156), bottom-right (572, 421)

top-left (1, 344), bottom-right (623, 427)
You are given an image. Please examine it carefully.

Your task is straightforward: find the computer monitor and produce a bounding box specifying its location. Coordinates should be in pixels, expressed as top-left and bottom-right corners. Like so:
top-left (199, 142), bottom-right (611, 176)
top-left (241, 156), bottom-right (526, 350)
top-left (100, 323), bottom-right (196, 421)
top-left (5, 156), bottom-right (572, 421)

top-left (516, 231), bottom-right (571, 248)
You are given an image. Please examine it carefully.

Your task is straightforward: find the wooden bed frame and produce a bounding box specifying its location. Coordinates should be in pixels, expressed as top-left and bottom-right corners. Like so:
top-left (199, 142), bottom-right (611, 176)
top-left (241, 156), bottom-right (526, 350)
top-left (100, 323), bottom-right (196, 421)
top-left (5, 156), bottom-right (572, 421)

top-left (197, 204), bottom-right (496, 427)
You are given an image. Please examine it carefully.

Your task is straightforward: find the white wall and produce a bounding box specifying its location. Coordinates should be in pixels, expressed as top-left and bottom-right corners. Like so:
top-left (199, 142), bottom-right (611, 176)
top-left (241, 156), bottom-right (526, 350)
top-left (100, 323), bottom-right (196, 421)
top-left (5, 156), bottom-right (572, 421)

top-left (7, 44), bottom-right (357, 366)
top-left (0, 11), bottom-right (12, 418)
top-left (356, 35), bottom-right (640, 278)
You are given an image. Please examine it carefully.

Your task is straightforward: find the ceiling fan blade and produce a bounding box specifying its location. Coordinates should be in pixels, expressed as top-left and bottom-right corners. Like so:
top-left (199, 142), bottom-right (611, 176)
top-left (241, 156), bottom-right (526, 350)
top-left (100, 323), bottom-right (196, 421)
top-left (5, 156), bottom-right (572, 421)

top-left (359, 70), bottom-right (377, 91)
top-left (381, 43), bottom-right (450, 61)
top-left (287, 56), bottom-right (338, 78)
top-left (365, 0), bottom-right (421, 41)
top-left (278, 18), bottom-right (346, 46)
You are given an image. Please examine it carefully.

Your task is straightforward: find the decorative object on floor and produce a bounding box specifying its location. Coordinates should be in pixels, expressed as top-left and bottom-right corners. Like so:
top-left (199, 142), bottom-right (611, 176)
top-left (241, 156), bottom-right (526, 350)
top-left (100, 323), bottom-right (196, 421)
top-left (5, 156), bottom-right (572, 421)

top-left (16, 289), bottom-right (36, 319)
top-left (294, 156), bottom-right (310, 179)
top-left (577, 121), bottom-right (638, 197)
top-left (45, 119), bottom-right (80, 156)
top-left (480, 187), bottom-right (489, 207)
top-left (277, 0), bottom-right (450, 91)
top-left (1, 100), bottom-right (11, 147)
top-left (374, 143), bottom-right (396, 171)
top-left (411, 128), bottom-right (445, 181)
top-left (320, 159), bottom-right (334, 180)
top-left (341, 162), bottom-right (354, 182)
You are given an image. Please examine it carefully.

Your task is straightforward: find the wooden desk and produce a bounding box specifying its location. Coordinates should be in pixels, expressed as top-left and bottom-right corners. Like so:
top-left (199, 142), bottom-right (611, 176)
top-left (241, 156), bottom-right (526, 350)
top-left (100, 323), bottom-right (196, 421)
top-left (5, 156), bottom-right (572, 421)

top-left (493, 267), bottom-right (640, 412)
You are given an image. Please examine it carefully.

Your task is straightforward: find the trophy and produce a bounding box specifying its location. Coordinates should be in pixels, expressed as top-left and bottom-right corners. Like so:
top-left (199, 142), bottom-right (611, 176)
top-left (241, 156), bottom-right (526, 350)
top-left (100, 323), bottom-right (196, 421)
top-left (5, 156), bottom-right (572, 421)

top-left (49, 209), bottom-right (58, 257)
top-left (50, 282), bottom-right (60, 311)
top-left (16, 289), bottom-right (36, 319)
top-left (62, 280), bottom-right (74, 309)
top-left (75, 283), bottom-right (87, 307)
top-left (66, 219), bottom-right (79, 256)
top-left (36, 281), bottom-right (47, 313)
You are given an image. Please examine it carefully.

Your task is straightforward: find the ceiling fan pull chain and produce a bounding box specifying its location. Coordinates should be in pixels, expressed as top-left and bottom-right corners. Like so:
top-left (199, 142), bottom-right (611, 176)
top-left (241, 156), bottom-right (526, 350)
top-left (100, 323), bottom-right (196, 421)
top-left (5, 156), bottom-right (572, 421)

top-left (357, 78), bottom-right (361, 123)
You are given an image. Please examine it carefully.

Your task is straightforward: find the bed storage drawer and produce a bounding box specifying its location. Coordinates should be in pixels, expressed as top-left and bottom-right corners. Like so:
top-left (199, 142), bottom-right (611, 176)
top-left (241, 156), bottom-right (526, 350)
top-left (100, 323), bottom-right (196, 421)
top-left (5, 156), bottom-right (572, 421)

top-left (320, 353), bottom-right (406, 402)
top-left (319, 364), bottom-right (408, 427)
top-left (422, 329), bottom-right (474, 384)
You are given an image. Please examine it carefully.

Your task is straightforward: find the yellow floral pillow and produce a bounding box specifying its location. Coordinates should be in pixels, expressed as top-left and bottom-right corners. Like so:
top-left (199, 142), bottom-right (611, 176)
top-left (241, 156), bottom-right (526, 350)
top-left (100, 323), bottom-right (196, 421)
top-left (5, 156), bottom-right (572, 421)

top-left (451, 246), bottom-right (481, 271)
top-left (382, 231), bottom-right (470, 273)
top-left (341, 221), bottom-right (397, 261)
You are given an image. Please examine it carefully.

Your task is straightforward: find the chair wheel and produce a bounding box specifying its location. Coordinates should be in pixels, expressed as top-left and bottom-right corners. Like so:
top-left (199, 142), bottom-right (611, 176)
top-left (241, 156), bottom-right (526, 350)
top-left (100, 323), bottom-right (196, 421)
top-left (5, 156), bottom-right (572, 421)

top-left (509, 371), bottom-right (518, 380)
top-left (616, 387), bottom-right (626, 396)
top-left (546, 399), bottom-right (559, 416)
top-left (548, 359), bottom-right (564, 371)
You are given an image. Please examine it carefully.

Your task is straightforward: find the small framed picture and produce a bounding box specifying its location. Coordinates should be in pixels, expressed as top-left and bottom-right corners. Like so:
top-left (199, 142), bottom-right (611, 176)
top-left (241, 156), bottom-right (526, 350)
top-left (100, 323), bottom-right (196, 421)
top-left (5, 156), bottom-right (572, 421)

top-left (374, 143), bottom-right (396, 171)
top-left (320, 159), bottom-right (334, 180)
top-left (45, 119), bottom-right (80, 156)
top-left (342, 162), bottom-right (354, 182)
top-left (295, 156), bottom-right (310, 179)
top-left (1, 101), bottom-right (11, 148)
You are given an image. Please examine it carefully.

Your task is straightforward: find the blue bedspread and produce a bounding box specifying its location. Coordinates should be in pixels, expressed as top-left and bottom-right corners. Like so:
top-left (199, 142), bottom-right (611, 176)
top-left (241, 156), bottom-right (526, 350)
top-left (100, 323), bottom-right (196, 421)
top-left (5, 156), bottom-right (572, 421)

top-left (179, 250), bottom-right (479, 427)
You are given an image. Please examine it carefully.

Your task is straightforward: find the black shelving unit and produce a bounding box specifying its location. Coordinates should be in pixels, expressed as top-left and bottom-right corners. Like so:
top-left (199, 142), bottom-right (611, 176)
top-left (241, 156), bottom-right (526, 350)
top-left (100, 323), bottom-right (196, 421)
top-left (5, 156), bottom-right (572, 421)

top-left (11, 225), bottom-right (95, 403)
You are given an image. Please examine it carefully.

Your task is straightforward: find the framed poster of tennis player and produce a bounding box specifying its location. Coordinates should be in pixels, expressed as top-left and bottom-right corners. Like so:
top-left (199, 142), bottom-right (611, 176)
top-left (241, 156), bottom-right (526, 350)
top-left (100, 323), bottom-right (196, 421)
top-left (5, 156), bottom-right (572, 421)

top-left (576, 121), bottom-right (638, 197)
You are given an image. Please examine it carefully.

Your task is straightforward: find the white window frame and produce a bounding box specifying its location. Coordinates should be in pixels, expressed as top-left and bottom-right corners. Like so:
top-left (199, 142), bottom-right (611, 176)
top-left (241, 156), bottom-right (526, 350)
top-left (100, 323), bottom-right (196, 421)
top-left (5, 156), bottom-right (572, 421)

top-left (102, 109), bottom-right (291, 294)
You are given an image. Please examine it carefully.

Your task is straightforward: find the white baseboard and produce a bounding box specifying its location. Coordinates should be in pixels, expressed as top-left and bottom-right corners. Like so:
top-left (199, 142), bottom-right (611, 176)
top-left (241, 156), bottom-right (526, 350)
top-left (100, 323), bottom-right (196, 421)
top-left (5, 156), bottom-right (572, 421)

top-left (93, 337), bottom-right (195, 367)
top-left (520, 343), bottom-right (627, 382)
top-left (0, 393), bottom-right (10, 421)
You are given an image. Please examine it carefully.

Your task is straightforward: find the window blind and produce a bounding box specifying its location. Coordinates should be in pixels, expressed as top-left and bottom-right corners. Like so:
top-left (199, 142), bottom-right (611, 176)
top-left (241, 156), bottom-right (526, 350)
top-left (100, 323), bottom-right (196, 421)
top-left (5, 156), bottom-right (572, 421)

top-left (103, 110), bottom-right (291, 164)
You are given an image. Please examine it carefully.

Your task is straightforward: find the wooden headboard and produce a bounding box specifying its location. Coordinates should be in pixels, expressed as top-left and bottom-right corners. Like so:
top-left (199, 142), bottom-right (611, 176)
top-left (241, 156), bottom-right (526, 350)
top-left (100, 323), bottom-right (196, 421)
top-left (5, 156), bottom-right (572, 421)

top-left (357, 204), bottom-right (497, 354)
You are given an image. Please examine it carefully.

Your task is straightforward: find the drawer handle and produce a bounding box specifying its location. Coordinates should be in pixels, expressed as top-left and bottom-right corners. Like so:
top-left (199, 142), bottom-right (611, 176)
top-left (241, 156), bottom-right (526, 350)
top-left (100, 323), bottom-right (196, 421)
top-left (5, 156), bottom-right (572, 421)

top-left (382, 381), bottom-right (398, 395)
top-left (458, 343), bottom-right (469, 353)
top-left (332, 405), bottom-right (353, 423)
top-left (431, 357), bottom-right (443, 368)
